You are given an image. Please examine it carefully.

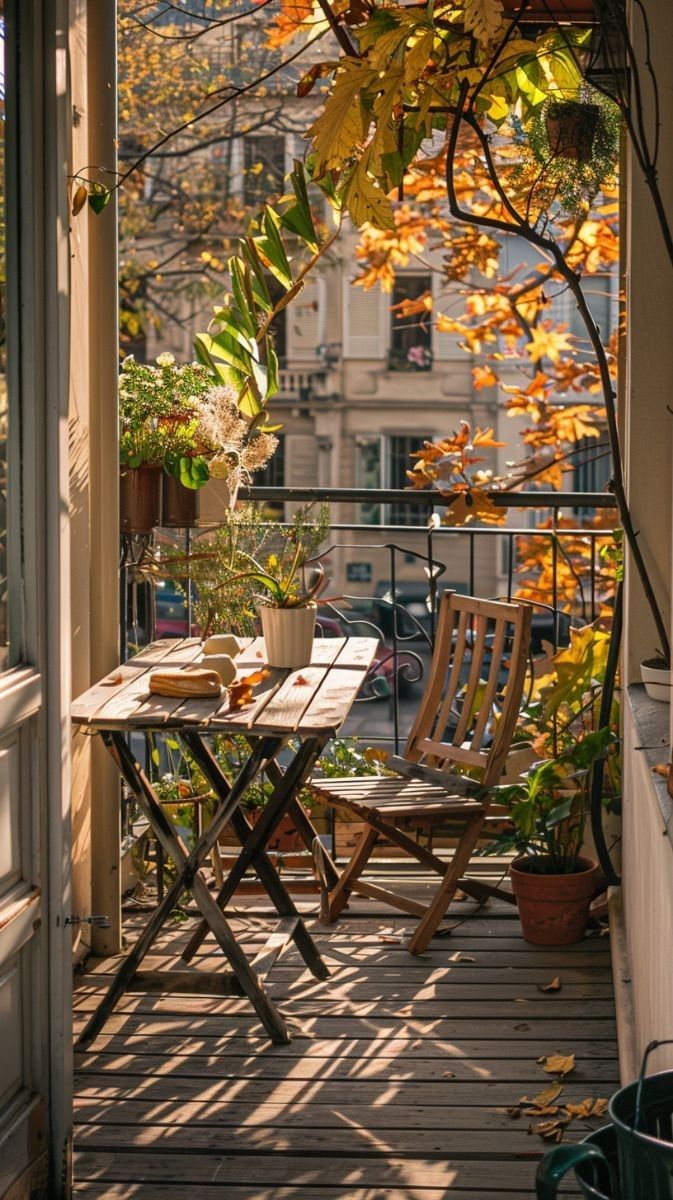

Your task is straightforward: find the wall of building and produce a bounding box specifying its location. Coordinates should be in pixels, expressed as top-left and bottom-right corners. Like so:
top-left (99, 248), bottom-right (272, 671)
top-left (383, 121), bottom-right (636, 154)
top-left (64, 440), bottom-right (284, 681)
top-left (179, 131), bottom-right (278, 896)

top-left (619, 0), bottom-right (673, 1078)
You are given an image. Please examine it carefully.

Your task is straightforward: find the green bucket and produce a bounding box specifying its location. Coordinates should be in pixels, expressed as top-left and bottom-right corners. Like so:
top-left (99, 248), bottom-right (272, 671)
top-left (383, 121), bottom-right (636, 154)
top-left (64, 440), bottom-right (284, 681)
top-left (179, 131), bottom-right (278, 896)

top-left (537, 1041), bottom-right (673, 1199)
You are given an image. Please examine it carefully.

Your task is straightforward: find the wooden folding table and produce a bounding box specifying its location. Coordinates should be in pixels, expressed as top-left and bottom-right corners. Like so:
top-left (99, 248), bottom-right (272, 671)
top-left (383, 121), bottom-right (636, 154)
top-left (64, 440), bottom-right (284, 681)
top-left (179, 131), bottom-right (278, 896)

top-left (71, 634), bottom-right (378, 1045)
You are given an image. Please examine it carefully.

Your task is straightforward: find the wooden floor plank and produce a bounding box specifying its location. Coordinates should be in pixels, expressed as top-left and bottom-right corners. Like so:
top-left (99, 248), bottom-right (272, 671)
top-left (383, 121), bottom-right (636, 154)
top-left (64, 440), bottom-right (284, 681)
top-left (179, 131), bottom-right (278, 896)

top-left (73, 887), bottom-right (613, 1198)
top-left (73, 1186), bottom-right (547, 1200)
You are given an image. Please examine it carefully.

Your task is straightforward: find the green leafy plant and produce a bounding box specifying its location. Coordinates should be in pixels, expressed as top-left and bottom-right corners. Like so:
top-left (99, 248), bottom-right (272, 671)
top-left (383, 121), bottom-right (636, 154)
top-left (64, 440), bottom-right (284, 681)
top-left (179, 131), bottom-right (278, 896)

top-left (214, 501), bottom-right (331, 609)
top-left (484, 726), bottom-right (616, 874)
top-left (526, 88), bottom-right (621, 216)
top-left (194, 161), bottom-right (342, 426)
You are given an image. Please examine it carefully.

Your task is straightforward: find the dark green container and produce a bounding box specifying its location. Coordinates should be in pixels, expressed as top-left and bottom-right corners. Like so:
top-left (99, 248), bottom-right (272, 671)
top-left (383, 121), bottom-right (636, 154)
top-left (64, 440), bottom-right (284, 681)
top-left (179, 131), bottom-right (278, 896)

top-left (537, 1042), bottom-right (673, 1199)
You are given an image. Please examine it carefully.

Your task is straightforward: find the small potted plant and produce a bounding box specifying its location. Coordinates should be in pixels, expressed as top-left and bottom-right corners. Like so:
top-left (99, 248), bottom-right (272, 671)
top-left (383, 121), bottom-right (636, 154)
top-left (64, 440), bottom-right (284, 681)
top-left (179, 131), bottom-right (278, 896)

top-left (223, 508), bottom-right (330, 669)
top-left (484, 728), bottom-right (615, 945)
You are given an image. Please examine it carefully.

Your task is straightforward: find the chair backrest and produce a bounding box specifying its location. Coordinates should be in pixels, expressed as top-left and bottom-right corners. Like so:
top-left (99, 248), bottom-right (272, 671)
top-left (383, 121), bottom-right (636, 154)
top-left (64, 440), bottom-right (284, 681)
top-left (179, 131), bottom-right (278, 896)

top-left (404, 592), bottom-right (532, 789)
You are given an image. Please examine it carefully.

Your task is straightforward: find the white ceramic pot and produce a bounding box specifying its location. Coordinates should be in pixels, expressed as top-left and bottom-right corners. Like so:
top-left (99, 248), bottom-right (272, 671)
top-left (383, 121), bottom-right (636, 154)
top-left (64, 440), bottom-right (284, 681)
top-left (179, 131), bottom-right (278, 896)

top-left (260, 604), bottom-right (316, 669)
top-left (641, 657), bottom-right (672, 702)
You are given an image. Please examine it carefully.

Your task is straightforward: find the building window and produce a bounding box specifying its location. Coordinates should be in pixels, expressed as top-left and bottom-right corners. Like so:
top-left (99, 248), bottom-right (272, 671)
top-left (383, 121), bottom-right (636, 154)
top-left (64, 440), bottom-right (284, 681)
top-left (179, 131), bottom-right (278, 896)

top-left (243, 135), bottom-right (286, 209)
top-left (389, 274), bottom-right (432, 372)
top-left (355, 435), bottom-right (429, 527)
top-left (254, 434), bottom-right (285, 519)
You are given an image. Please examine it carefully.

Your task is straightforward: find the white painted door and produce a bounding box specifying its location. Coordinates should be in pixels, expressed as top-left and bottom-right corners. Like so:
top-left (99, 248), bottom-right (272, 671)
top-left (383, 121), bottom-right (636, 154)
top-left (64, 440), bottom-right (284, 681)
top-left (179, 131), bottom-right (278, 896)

top-left (0, 2), bottom-right (72, 1196)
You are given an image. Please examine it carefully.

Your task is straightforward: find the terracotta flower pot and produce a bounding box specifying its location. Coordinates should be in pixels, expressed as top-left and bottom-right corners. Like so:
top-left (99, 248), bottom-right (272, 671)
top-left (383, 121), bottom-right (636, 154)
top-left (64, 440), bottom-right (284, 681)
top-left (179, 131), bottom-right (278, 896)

top-left (545, 102), bottom-right (600, 164)
top-left (510, 855), bottom-right (601, 945)
top-left (260, 604), bottom-right (316, 669)
top-left (161, 474), bottom-right (199, 528)
top-left (120, 465), bottom-right (162, 533)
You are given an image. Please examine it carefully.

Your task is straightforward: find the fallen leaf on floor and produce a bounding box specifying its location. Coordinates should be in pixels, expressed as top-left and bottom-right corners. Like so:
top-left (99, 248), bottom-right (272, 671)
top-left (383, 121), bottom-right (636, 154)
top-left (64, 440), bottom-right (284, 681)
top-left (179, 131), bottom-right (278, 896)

top-left (523, 1105), bottom-right (559, 1117)
top-left (378, 935), bottom-right (401, 944)
top-left (101, 672), bottom-right (123, 686)
top-left (453, 889), bottom-right (467, 902)
top-left (591, 1098), bottom-right (609, 1116)
top-left (442, 1071), bottom-right (456, 1078)
top-left (539, 1053), bottom-right (575, 1076)
top-left (565, 1098), bottom-right (596, 1118)
top-left (294, 675), bottom-right (310, 686)
top-left (538, 976), bottom-right (562, 993)
top-left (514, 1022), bottom-right (531, 1031)
top-left (523, 1082), bottom-right (564, 1109)
top-left (451, 953), bottom-right (475, 962)
top-left (530, 1115), bottom-right (569, 1141)
top-left (515, 997), bottom-right (528, 1003)
top-left (506, 1106), bottom-right (522, 1118)
top-left (652, 763), bottom-right (669, 777)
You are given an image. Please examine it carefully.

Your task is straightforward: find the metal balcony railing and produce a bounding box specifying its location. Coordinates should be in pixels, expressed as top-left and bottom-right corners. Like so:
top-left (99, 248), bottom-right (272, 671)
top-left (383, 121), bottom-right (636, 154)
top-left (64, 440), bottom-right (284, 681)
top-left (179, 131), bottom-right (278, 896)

top-left (122, 486), bottom-right (619, 754)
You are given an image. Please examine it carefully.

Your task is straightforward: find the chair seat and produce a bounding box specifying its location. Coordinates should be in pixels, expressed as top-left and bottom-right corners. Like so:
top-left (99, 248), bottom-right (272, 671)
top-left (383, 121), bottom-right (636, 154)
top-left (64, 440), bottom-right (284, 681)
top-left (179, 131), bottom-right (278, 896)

top-left (310, 775), bottom-right (485, 821)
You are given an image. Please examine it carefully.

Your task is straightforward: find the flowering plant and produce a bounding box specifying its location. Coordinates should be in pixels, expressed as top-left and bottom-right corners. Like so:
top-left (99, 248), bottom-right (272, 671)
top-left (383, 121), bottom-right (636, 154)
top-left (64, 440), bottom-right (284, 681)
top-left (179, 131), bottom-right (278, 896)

top-left (119, 353), bottom-right (211, 486)
top-left (119, 356), bottom-right (278, 492)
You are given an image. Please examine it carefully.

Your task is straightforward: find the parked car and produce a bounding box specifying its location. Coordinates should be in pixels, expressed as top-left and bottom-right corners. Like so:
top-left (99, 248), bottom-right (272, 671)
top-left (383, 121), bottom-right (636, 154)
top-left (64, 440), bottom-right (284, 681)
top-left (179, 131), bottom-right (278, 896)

top-left (316, 612), bottom-right (421, 699)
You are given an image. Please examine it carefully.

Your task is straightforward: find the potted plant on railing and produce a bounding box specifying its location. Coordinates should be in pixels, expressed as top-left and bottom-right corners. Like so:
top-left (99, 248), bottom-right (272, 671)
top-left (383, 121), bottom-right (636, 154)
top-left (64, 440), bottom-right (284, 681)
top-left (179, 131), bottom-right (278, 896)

top-left (484, 727), bottom-right (615, 945)
top-left (119, 353), bottom-right (212, 532)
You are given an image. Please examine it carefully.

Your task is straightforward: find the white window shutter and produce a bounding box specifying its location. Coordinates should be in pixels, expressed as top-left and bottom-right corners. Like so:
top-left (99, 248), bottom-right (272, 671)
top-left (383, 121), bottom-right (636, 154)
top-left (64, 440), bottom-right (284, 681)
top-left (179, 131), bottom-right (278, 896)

top-left (286, 276), bottom-right (320, 361)
top-left (343, 278), bottom-right (388, 358)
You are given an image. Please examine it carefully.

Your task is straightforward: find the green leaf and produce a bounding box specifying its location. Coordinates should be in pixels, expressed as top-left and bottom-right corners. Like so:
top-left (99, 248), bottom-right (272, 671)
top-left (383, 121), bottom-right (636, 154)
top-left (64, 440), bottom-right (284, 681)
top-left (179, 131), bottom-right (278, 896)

top-left (255, 207), bottom-right (293, 290)
top-left (229, 258), bottom-right (258, 337)
top-left (280, 162), bottom-right (319, 252)
top-left (88, 187), bottom-right (112, 215)
top-left (241, 239), bottom-right (273, 312)
top-left (197, 329), bottom-right (254, 378)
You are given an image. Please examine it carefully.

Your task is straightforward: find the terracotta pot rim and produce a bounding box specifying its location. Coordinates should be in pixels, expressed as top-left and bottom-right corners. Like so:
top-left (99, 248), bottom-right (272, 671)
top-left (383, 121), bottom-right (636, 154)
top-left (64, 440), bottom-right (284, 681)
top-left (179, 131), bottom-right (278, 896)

top-left (511, 854), bottom-right (598, 880)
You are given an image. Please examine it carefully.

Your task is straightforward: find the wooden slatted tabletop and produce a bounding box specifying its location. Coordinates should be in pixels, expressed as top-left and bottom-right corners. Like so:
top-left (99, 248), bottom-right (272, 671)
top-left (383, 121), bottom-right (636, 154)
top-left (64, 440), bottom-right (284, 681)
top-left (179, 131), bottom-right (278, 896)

top-left (71, 636), bottom-right (379, 736)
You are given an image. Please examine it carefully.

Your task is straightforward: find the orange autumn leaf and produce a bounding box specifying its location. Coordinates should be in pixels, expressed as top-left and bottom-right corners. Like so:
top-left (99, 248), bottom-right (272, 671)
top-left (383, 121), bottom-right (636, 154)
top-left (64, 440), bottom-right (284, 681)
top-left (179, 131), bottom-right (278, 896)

top-left (472, 364), bottom-right (499, 389)
top-left (228, 668), bottom-right (271, 711)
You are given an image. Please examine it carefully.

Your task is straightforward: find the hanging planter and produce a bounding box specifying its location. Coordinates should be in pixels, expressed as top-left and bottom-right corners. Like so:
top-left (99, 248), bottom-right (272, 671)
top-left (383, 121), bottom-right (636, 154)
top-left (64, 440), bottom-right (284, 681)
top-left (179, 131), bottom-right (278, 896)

top-left (161, 473), bottom-right (199, 528)
top-left (120, 465), bottom-right (162, 534)
top-left (527, 87), bottom-right (621, 214)
top-left (545, 100), bottom-right (600, 164)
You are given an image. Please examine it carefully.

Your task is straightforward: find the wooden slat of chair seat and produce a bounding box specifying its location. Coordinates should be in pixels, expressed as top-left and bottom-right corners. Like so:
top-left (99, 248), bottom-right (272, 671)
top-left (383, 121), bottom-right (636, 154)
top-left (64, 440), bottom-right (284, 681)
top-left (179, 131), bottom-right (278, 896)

top-left (312, 592), bottom-right (532, 954)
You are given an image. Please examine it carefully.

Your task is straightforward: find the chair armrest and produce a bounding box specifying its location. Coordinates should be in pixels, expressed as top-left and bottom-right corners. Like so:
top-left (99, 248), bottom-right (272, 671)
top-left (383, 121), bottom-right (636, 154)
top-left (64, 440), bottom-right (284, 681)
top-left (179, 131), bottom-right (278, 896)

top-left (386, 756), bottom-right (477, 797)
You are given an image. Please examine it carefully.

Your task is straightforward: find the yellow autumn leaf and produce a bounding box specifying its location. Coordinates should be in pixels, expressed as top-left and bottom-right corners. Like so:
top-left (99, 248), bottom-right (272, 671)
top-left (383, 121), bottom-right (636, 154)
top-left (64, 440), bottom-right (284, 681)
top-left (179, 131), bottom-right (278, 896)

top-left (538, 976), bottom-right (562, 993)
top-left (539, 1053), bottom-right (575, 1077)
top-left (565, 1098), bottom-right (595, 1118)
top-left (307, 61), bottom-right (374, 176)
top-left (524, 1082), bottom-right (564, 1109)
top-left (345, 164), bottom-right (395, 232)
top-left (526, 323), bottom-right (575, 364)
top-left (463, 0), bottom-right (504, 45)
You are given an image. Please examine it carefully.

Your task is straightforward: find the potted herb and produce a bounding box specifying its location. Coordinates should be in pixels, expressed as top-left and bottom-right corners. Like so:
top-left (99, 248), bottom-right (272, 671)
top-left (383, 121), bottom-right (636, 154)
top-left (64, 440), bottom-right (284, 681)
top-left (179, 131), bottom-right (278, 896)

top-left (224, 508), bottom-right (330, 669)
top-left (485, 728), bottom-right (615, 945)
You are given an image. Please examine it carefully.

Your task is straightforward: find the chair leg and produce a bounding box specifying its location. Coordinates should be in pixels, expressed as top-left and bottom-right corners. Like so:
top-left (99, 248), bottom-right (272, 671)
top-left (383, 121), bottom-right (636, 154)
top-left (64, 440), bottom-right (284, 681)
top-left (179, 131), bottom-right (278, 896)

top-left (407, 815), bottom-right (485, 956)
top-left (328, 825), bottom-right (379, 921)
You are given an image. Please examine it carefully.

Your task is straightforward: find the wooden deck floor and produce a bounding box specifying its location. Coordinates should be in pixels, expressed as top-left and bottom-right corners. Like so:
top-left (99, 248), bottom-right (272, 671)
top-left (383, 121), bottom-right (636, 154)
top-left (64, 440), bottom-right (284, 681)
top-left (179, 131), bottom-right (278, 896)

top-left (72, 877), bottom-right (618, 1200)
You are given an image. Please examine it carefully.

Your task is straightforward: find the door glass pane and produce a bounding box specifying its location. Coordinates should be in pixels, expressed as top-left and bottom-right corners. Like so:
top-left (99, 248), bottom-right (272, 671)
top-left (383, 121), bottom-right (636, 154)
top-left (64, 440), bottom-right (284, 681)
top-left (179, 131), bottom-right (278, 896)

top-left (0, 2), bottom-right (7, 672)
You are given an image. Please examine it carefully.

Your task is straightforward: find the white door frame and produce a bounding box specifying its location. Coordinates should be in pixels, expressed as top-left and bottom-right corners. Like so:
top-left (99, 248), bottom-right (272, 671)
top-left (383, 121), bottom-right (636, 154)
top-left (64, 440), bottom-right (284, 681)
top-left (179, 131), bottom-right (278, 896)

top-left (0, 1), bottom-right (73, 1195)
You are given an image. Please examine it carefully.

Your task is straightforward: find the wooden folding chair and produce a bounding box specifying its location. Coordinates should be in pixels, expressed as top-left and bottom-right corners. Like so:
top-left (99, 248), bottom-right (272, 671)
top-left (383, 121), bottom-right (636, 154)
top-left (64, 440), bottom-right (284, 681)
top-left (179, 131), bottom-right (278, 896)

top-left (311, 592), bottom-right (532, 954)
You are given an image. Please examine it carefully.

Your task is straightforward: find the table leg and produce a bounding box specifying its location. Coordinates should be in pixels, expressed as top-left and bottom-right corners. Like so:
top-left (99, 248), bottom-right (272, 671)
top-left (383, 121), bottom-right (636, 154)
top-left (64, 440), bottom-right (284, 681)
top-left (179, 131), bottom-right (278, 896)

top-left (181, 733), bottom-right (330, 981)
top-left (79, 732), bottom-right (290, 1046)
top-left (265, 758), bottom-right (341, 891)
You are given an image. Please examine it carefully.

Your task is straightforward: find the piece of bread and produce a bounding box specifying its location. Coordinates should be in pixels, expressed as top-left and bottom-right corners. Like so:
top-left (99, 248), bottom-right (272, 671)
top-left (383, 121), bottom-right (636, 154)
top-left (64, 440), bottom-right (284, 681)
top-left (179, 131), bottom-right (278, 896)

top-left (148, 666), bottom-right (222, 698)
